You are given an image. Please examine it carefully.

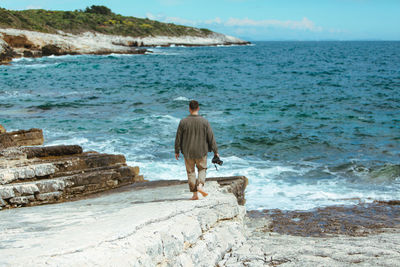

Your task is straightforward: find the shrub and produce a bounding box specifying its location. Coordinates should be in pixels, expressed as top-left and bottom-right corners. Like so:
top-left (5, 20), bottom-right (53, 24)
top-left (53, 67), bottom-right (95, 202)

top-left (0, 6), bottom-right (215, 38)
top-left (84, 5), bottom-right (112, 15)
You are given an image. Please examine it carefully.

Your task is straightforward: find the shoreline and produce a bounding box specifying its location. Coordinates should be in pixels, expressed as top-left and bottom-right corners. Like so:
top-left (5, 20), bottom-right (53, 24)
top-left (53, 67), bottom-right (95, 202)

top-left (1, 126), bottom-right (399, 265)
top-left (0, 28), bottom-right (250, 64)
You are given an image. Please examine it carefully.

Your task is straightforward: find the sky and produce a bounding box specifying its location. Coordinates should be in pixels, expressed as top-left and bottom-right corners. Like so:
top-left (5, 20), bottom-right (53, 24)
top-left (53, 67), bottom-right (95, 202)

top-left (1, 0), bottom-right (399, 41)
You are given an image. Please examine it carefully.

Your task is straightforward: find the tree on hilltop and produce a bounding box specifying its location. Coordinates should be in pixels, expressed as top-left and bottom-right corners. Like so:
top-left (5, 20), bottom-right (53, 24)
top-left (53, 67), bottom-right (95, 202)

top-left (84, 5), bottom-right (112, 15)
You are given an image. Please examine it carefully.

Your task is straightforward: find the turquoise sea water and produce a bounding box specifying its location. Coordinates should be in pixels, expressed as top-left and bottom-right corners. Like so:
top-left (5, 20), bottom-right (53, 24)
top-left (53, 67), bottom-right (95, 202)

top-left (1, 42), bottom-right (399, 210)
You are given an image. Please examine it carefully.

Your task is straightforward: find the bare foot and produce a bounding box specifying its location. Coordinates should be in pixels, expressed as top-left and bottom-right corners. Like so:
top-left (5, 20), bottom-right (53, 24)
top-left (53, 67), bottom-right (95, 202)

top-left (190, 196), bottom-right (199, 200)
top-left (197, 187), bottom-right (208, 197)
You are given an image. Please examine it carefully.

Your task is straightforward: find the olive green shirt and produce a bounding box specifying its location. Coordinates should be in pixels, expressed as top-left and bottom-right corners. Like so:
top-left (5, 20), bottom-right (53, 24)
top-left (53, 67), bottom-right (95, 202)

top-left (175, 114), bottom-right (218, 159)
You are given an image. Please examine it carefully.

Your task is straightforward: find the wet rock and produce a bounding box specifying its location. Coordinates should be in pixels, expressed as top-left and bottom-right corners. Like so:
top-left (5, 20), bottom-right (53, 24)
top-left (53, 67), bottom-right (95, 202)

top-left (2, 33), bottom-right (37, 49)
top-left (247, 202), bottom-right (400, 237)
top-left (23, 145), bottom-right (83, 159)
top-left (23, 50), bottom-right (34, 57)
top-left (41, 44), bottom-right (65, 56)
top-left (0, 128), bottom-right (44, 149)
top-left (0, 41), bottom-right (16, 64)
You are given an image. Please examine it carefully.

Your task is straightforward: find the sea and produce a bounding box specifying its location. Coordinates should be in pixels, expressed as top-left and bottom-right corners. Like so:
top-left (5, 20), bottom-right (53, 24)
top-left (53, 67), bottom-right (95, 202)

top-left (1, 41), bottom-right (399, 211)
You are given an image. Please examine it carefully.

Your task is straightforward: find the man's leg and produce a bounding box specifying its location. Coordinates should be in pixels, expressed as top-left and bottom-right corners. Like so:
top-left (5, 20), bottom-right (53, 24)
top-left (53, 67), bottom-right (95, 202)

top-left (196, 155), bottom-right (208, 197)
top-left (184, 157), bottom-right (198, 200)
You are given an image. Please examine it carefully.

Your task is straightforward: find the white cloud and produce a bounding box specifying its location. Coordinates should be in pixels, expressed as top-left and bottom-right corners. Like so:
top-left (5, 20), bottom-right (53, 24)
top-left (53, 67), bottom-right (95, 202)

top-left (146, 13), bottom-right (323, 32)
top-left (225, 17), bottom-right (322, 32)
top-left (26, 5), bottom-right (42, 10)
top-left (147, 13), bottom-right (199, 26)
top-left (204, 17), bottom-right (223, 25)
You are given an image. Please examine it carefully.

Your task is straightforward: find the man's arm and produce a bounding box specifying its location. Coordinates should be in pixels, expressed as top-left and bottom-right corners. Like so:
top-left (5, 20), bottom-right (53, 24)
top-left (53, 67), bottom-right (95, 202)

top-left (175, 121), bottom-right (183, 160)
top-left (206, 121), bottom-right (218, 156)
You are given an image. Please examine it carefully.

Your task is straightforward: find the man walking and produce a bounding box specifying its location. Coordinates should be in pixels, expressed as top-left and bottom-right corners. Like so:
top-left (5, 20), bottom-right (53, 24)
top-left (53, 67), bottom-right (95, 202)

top-left (175, 100), bottom-right (219, 200)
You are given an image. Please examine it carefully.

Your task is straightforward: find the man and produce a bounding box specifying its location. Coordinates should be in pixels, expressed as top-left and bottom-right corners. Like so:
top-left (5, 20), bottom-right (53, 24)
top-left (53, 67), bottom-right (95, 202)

top-left (175, 100), bottom-right (219, 200)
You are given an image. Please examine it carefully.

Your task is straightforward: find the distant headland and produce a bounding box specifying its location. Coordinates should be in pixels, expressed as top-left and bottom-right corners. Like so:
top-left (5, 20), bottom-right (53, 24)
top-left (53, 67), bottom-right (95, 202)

top-left (0, 5), bottom-right (250, 64)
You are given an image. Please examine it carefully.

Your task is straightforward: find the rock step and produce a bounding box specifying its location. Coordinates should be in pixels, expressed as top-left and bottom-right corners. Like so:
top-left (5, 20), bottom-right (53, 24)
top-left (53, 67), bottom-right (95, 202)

top-left (22, 145), bottom-right (83, 159)
top-left (44, 152), bottom-right (127, 173)
top-left (0, 165), bottom-right (143, 208)
top-left (0, 128), bottom-right (44, 149)
top-left (0, 128), bottom-right (143, 210)
top-left (1, 152), bottom-right (130, 185)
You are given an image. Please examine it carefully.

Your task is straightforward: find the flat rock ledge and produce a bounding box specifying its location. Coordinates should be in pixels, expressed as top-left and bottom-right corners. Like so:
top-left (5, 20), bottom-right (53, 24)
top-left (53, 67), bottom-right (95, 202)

top-left (0, 126), bottom-right (143, 209)
top-left (221, 216), bottom-right (400, 266)
top-left (0, 181), bottom-right (247, 266)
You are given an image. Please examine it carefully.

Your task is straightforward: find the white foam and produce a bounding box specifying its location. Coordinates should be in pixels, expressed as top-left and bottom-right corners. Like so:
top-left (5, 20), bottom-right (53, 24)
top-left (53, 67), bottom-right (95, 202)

top-left (173, 96), bottom-right (189, 101)
top-left (107, 53), bottom-right (139, 57)
top-left (148, 50), bottom-right (181, 56)
top-left (12, 57), bottom-right (33, 62)
top-left (13, 63), bottom-right (57, 69)
top-left (46, 137), bottom-right (90, 147)
top-left (41, 130), bottom-right (400, 211)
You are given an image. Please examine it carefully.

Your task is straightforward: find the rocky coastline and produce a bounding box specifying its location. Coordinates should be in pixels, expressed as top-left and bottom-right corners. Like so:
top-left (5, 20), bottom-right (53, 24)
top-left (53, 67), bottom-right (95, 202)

top-left (0, 28), bottom-right (249, 64)
top-left (1, 124), bottom-right (399, 266)
top-left (0, 126), bottom-right (145, 209)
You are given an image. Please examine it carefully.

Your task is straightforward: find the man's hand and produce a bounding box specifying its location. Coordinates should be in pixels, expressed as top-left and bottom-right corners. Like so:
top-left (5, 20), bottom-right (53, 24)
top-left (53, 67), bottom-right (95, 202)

top-left (175, 153), bottom-right (179, 160)
top-left (215, 153), bottom-right (220, 158)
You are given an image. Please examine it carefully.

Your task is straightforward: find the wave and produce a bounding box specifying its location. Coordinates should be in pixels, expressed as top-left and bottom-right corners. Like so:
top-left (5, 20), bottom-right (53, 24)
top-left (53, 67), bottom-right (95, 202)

top-left (12, 57), bottom-right (34, 62)
top-left (327, 161), bottom-right (400, 184)
top-left (147, 49), bottom-right (182, 56)
top-left (31, 102), bottom-right (83, 110)
top-left (42, 126), bottom-right (400, 211)
top-left (11, 63), bottom-right (59, 69)
top-left (173, 96), bottom-right (189, 101)
top-left (369, 164), bottom-right (400, 182)
top-left (46, 136), bottom-right (90, 147)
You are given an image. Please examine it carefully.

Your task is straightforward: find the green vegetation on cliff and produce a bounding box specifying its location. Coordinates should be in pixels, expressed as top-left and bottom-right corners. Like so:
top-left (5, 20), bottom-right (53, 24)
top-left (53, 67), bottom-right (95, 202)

top-left (0, 5), bottom-right (213, 37)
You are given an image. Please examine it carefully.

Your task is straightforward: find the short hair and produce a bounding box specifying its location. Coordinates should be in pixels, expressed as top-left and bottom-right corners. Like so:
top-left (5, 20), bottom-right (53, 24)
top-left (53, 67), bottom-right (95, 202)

top-left (189, 100), bottom-right (199, 110)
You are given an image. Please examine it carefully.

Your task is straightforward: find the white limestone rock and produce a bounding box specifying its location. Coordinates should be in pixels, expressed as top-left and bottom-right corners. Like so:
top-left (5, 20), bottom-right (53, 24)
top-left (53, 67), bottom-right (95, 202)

top-left (9, 196), bottom-right (34, 205)
top-left (0, 182), bottom-right (246, 266)
top-left (13, 183), bottom-right (40, 195)
top-left (0, 170), bottom-right (15, 184)
top-left (34, 163), bottom-right (58, 177)
top-left (0, 28), bottom-right (248, 60)
top-left (35, 179), bottom-right (65, 193)
top-left (0, 163), bottom-right (58, 185)
top-left (0, 186), bottom-right (15, 199)
top-left (36, 192), bottom-right (62, 201)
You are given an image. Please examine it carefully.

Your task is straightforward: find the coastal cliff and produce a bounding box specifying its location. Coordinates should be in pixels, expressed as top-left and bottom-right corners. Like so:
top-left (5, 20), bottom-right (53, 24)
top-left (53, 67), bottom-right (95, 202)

top-left (0, 6), bottom-right (249, 64)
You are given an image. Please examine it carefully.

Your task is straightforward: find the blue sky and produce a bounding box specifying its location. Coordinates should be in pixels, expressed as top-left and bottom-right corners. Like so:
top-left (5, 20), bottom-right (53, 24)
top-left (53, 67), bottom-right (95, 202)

top-left (1, 0), bottom-right (399, 40)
